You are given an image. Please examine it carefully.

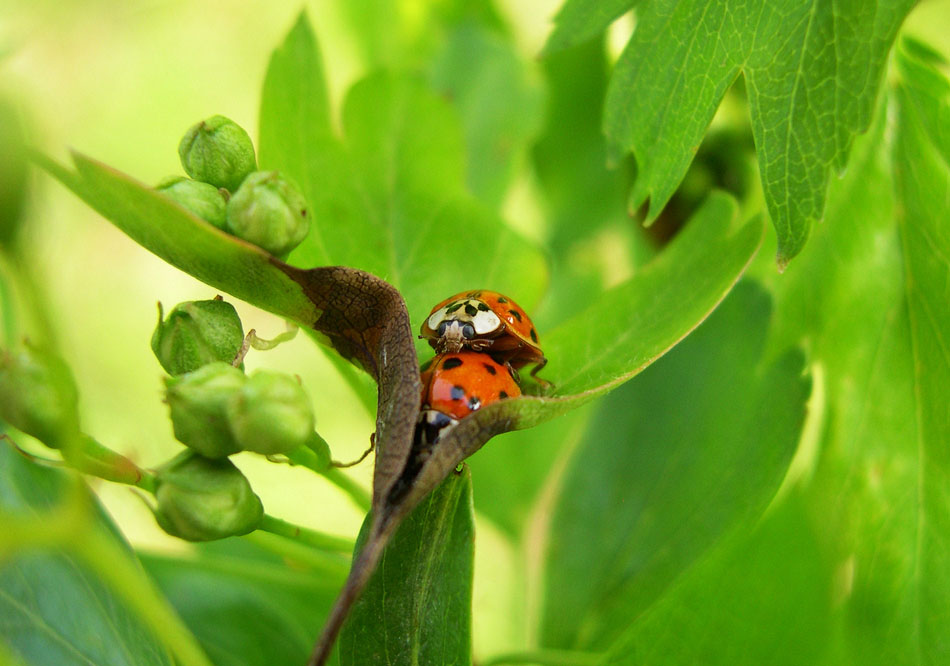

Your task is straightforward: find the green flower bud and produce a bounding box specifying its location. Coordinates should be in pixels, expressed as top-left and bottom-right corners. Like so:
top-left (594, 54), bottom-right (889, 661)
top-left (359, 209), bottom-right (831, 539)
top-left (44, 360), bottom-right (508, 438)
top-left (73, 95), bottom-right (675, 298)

top-left (178, 115), bottom-right (256, 191)
top-left (0, 344), bottom-right (80, 449)
top-left (151, 299), bottom-right (244, 376)
top-left (156, 177), bottom-right (228, 229)
top-left (225, 171), bottom-right (310, 258)
top-left (154, 451), bottom-right (263, 541)
top-left (227, 369), bottom-right (314, 456)
top-left (164, 362), bottom-right (245, 458)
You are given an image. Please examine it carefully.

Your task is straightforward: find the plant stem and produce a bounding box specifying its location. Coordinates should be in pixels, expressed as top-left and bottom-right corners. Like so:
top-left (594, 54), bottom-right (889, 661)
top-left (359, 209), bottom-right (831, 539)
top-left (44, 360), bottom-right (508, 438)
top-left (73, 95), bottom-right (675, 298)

top-left (322, 467), bottom-right (371, 511)
top-left (285, 446), bottom-right (371, 511)
top-left (70, 434), bottom-right (155, 491)
top-left (257, 514), bottom-right (354, 552)
top-left (480, 650), bottom-right (605, 666)
top-left (244, 530), bottom-right (351, 579)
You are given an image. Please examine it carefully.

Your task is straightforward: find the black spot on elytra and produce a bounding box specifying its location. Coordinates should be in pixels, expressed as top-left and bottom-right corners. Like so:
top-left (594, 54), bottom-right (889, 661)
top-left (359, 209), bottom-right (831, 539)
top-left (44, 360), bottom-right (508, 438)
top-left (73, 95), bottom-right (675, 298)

top-left (477, 302), bottom-right (490, 311)
top-left (442, 357), bottom-right (463, 370)
top-left (482, 363), bottom-right (497, 375)
top-left (464, 303), bottom-right (478, 317)
top-left (446, 302), bottom-right (464, 314)
top-left (499, 391), bottom-right (508, 399)
top-left (450, 385), bottom-right (466, 400)
top-left (497, 296), bottom-right (508, 303)
top-left (530, 328), bottom-right (538, 343)
top-left (467, 395), bottom-right (481, 410)
top-left (509, 309), bottom-right (522, 322)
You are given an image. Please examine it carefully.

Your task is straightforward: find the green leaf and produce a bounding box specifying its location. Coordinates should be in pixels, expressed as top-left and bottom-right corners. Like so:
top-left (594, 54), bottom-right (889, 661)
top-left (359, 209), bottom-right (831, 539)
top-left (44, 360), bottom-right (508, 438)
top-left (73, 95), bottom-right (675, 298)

top-left (0, 445), bottom-right (173, 666)
top-left (337, 0), bottom-right (401, 69)
top-left (752, 41), bottom-right (950, 663)
top-left (141, 540), bottom-right (343, 666)
top-left (467, 404), bottom-right (593, 537)
top-left (258, 15), bottom-right (547, 325)
top-left (540, 192), bottom-right (761, 400)
top-left (430, 23), bottom-right (543, 207)
top-left (602, 496), bottom-right (832, 665)
top-left (543, 0), bottom-right (640, 55)
top-left (531, 37), bottom-right (647, 333)
top-left (258, 12), bottom-right (335, 268)
top-left (36, 152), bottom-right (318, 326)
top-left (0, 97), bottom-right (28, 247)
top-left (338, 470), bottom-right (474, 666)
top-left (892, 43), bottom-right (950, 661)
top-left (419, 192), bottom-right (763, 458)
top-left (540, 281), bottom-right (810, 650)
top-left (601, 0), bottom-right (915, 266)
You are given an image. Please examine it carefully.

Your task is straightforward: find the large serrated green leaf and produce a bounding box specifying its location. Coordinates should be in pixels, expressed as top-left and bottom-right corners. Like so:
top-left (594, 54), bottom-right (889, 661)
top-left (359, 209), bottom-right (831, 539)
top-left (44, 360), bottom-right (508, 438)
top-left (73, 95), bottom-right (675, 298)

top-left (0, 446), bottom-right (173, 666)
top-left (338, 470), bottom-right (474, 666)
top-left (596, 0), bottom-right (914, 266)
top-left (540, 281), bottom-right (810, 650)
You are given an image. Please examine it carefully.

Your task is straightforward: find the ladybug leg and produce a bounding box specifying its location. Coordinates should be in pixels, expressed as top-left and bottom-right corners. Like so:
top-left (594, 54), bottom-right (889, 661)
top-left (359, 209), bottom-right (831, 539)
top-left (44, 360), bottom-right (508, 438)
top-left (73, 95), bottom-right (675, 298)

top-left (529, 356), bottom-right (553, 389)
top-left (469, 338), bottom-right (493, 352)
top-left (331, 432), bottom-right (375, 468)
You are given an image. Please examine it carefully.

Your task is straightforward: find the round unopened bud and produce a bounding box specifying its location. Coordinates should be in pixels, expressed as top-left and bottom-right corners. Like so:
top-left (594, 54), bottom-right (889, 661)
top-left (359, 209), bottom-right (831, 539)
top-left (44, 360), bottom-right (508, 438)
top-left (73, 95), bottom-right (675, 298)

top-left (227, 369), bottom-right (314, 456)
top-left (0, 345), bottom-right (80, 449)
top-left (164, 362), bottom-right (245, 458)
top-left (151, 299), bottom-right (244, 376)
top-left (226, 171), bottom-right (309, 258)
top-left (156, 177), bottom-right (228, 229)
top-left (154, 451), bottom-right (263, 541)
top-left (178, 115), bottom-right (256, 191)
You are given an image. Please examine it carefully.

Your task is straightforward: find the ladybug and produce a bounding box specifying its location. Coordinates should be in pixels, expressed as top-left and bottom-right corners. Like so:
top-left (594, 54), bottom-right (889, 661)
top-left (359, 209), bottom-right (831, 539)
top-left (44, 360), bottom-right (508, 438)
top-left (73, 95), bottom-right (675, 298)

top-left (420, 290), bottom-right (547, 377)
top-left (416, 351), bottom-right (521, 446)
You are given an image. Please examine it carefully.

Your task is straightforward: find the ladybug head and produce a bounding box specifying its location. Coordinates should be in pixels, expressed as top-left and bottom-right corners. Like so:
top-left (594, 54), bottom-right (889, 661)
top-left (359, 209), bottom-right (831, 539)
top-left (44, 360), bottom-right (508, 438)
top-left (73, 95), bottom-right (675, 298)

top-left (435, 320), bottom-right (473, 353)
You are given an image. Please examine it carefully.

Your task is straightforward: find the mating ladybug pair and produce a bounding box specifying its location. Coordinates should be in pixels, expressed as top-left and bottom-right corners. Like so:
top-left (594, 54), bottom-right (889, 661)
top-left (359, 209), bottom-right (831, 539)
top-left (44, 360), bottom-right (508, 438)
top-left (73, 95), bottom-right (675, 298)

top-left (415, 290), bottom-right (547, 446)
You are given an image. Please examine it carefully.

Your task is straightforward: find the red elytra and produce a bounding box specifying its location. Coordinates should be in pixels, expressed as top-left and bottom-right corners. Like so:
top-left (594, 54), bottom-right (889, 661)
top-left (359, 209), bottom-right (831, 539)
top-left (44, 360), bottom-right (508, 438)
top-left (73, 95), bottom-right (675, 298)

top-left (419, 290), bottom-right (547, 376)
top-left (415, 350), bottom-right (521, 446)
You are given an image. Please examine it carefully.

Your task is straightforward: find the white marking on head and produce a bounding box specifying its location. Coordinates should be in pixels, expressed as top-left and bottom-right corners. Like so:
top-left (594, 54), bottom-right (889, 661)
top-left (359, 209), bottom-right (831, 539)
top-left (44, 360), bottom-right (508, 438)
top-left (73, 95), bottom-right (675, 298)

top-left (471, 309), bottom-right (501, 334)
top-left (428, 306), bottom-right (450, 331)
top-left (428, 298), bottom-right (501, 336)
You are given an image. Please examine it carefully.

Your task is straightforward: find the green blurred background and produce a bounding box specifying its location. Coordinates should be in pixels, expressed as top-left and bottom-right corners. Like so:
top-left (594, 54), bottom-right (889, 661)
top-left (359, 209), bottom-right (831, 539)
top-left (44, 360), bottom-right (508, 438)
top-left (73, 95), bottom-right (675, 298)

top-left (3, 0), bottom-right (950, 659)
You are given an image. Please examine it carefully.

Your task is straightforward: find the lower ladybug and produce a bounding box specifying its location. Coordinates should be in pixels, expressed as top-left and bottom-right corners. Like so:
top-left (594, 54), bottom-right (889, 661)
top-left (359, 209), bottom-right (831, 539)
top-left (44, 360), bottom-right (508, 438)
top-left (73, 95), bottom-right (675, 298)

top-left (420, 290), bottom-right (547, 378)
top-left (416, 350), bottom-right (521, 446)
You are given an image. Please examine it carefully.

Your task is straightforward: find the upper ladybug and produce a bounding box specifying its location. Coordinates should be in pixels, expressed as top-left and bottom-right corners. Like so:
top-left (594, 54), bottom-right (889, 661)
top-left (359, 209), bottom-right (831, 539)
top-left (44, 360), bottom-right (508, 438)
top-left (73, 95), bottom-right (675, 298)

top-left (420, 290), bottom-right (547, 376)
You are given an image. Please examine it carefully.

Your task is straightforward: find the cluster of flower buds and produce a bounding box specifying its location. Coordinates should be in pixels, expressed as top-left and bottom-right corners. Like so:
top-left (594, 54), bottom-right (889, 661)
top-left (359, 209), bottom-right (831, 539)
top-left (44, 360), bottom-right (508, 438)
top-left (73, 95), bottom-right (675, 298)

top-left (157, 115), bottom-right (310, 258)
top-left (150, 297), bottom-right (318, 540)
top-left (163, 361), bottom-right (315, 459)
